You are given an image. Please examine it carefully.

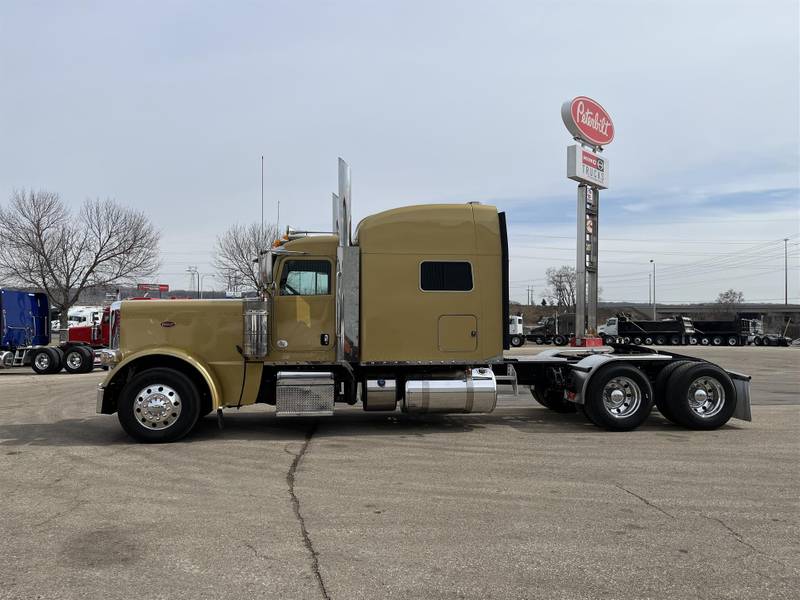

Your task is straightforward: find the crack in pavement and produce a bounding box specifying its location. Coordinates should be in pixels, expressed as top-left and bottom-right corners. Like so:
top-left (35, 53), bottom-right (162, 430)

top-left (615, 484), bottom-right (675, 519)
top-left (701, 513), bottom-right (789, 568)
top-left (286, 423), bottom-right (330, 600)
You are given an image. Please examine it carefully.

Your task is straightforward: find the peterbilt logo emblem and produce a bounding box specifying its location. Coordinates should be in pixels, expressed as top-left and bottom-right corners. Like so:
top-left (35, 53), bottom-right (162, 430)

top-left (561, 96), bottom-right (615, 146)
top-left (160, 321), bottom-right (176, 328)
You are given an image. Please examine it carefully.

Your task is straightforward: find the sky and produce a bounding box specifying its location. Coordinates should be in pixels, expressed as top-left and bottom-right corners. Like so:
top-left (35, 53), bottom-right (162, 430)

top-left (1, 0), bottom-right (798, 303)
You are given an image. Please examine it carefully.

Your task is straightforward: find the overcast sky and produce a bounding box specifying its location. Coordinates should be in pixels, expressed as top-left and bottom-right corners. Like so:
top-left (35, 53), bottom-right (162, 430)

top-left (1, 0), bottom-right (798, 303)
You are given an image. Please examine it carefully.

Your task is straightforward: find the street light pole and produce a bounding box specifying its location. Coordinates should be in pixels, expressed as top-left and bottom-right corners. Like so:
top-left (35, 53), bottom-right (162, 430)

top-left (650, 259), bottom-right (656, 320)
top-left (200, 274), bottom-right (214, 299)
top-left (785, 238), bottom-right (789, 305)
top-left (648, 273), bottom-right (651, 305)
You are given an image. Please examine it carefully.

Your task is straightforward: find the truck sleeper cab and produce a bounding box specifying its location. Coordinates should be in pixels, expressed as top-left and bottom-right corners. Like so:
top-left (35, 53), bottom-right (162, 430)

top-left (95, 159), bottom-right (752, 443)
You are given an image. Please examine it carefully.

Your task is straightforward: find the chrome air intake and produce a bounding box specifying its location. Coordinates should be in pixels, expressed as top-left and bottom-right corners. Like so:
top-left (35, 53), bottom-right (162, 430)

top-left (404, 368), bottom-right (497, 414)
top-left (243, 299), bottom-right (269, 359)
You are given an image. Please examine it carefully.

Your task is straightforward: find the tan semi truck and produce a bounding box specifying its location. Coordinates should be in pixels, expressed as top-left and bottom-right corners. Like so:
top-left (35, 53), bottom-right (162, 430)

top-left (96, 159), bottom-right (752, 443)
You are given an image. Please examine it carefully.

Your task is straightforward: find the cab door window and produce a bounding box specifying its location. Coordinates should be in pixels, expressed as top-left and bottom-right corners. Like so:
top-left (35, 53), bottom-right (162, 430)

top-left (279, 260), bottom-right (331, 296)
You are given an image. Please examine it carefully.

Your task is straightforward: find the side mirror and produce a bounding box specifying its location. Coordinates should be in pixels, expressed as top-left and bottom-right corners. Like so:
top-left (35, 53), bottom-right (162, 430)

top-left (258, 250), bottom-right (274, 287)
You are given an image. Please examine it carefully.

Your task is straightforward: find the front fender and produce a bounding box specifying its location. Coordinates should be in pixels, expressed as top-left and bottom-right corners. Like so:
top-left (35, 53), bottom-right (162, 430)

top-left (97, 347), bottom-right (223, 414)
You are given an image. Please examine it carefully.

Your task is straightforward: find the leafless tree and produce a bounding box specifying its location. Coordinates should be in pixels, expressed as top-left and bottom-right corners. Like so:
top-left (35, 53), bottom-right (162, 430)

top-left (0, 190), bottom-right (160, 333)
top-left (545, 265), bottom-right (577, 308)
top-left (212, 222), bottom-right (278, 294)
top-left (716, 288), bottom-right (745, 304)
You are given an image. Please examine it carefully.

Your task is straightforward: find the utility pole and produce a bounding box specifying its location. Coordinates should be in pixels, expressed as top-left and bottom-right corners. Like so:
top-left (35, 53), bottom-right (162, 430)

top-left (785, 238), bottom-right (789, 305)
top-left (650, 259), bottom-right (656, 320)
top-left (261, 155), bottom-right (264, 232)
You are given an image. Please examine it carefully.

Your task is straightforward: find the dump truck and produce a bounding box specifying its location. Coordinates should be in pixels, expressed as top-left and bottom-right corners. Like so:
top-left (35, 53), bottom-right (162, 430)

top-left (95, 159), bottom-right (752, 443)
top-left (598, 315), bottom-right (695, 345)
top-left (526, 313), bottom-right (576, 346)
top-left (0, 289), bottom-right (97, 374)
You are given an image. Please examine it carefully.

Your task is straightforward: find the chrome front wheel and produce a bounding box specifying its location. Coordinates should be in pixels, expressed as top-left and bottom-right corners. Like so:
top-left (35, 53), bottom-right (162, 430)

top-left (133, 384), bottom-right (182, 430)
top-left (118, 368), bottom-right (201, 443)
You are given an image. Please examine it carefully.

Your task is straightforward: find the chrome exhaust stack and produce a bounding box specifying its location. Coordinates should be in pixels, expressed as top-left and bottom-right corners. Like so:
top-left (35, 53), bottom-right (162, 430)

top-left (335, 158), bottom-right (360, 362)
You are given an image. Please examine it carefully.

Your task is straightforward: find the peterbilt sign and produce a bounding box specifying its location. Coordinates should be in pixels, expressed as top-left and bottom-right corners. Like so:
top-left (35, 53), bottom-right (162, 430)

top-left (561, 97), bottom-right (614, 146)
top-left (567, 145), bottom-right (609, 189)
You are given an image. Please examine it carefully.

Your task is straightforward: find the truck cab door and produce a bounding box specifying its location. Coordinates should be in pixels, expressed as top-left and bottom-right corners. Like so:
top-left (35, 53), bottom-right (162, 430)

top-left (271, 257), bottom-right (336, 361)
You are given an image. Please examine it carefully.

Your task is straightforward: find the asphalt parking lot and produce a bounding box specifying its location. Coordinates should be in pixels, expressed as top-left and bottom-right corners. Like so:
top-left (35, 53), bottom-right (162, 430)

top-left (1, 346), bottom-right (798, 599)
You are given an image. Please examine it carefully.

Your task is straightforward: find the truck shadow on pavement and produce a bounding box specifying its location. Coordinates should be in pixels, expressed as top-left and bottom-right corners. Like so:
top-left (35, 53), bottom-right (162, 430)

top-left (0, 407), bottom-right (744, 447)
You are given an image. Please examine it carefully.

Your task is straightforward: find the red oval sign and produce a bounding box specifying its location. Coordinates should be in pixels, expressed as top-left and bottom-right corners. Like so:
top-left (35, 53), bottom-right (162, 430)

top-left (160, 320), bottom-right (176, 328)
top-left (561, 96), bottom-right (614, 146)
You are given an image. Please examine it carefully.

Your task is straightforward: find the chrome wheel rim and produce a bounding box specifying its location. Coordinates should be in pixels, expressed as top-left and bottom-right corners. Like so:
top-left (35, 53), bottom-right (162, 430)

top-left (687, 376), bottom-right (725, 418)
top-left (134, 384), bottom-right (182, 430)
top-left (35, 352), bottom-right (50, 370)
top-left (602, 376), bottom-right (642, 418)
top-left (66, 352), bottom-right (83, 369)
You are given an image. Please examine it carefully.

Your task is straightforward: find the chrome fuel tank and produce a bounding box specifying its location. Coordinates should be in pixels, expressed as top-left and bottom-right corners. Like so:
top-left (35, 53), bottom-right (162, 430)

top-left (404, 368), bottom-right (497, 414)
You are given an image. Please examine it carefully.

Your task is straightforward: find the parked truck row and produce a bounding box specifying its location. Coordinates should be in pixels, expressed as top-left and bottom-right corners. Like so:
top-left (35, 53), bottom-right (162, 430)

top-left (509, 312), bottom-right (791, 347)
top-left (0, 289), bottom-right (110, 374)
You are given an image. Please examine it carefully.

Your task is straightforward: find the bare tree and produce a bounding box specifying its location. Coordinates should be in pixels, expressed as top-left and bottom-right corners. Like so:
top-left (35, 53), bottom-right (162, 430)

top-left (212, 222), bottom-right (278, 294)
top-left (716, 288), bottom-right (745, 304)
top-left (0, 190), bottom-right (160, 332)
top-left (545, 265), bottom-right (577, 308)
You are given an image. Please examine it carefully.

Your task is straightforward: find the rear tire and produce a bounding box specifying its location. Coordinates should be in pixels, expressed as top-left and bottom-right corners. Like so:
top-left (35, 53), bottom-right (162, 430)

top-left (712, 336), bottom-right (723, 346)
top-left (553, 335), bottom-right (566, 346)
top-left (655, 336), bottom-right (666, 345)
top-left (583, 365), bottom-right (654, 431)
top-left (700, 337), bottom-right (710, 345)
top-left (727, 336), bottom-right (738, 346)
top-left (633, 337), bottom-right (643, 345)
top-left (670, 336), bottom-right (680, 345)
top-left (654, 360), bottom-right (694, 424)
top-left (531, 385), bottom-right (577, 413)
top-left (31, 347), bottom-right (62, 374)
top-left (753, 336), bottom-right (762, 346)
top-left (762, 337), bottom-right (771, 346)
top-left (644, 337), bottom-right (653, 345)
top-left (534, 336), bottom-right (544, 345)
top-left (665, 363), bottom-right (736, 430)
top-left (117, 368), bottom-right (201, 443)
top-left (63, 346), bottom-right (94, 374)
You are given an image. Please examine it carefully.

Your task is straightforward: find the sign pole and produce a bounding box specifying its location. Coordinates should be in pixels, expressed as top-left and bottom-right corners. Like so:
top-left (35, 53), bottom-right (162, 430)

top-left (587, 187), bottom-right (599, 334)
top-left (575, 185), bottom-right (587, 337)
top-left (562, 96), bottom-right (613, 347)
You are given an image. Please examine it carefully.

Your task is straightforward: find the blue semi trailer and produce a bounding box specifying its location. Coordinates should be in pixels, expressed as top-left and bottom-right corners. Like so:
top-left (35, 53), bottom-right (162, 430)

top-left (0, 289), bottom-right (95, 374)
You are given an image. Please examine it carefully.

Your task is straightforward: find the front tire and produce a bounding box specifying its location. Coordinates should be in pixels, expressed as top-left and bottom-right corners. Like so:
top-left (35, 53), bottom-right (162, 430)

top-left (510, 335), bottom-right (524, 348)
top-left (117, 368), bottom-right (201, 443)
top-left (583, 365), bottom-right (654, 431)
top-left (665, 363), bottom-right (736, 430)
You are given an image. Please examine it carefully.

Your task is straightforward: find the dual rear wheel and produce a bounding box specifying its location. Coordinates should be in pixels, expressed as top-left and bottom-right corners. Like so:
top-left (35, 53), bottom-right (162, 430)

top-left (536, 361), bottom-right (737, 431)
top-left (655, 361), bottom-right (736, 429)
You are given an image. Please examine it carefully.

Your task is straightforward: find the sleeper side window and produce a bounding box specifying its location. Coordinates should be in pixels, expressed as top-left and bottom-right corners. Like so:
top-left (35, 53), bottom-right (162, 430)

top-left (420, 261), bottom-right (473, 292)
top-left (280, 260), bottom-right (331, 296)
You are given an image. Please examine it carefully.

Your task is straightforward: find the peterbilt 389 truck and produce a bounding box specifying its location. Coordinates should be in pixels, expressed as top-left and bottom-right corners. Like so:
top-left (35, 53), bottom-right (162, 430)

top-left (95, 159), bottom-right (752, 443)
